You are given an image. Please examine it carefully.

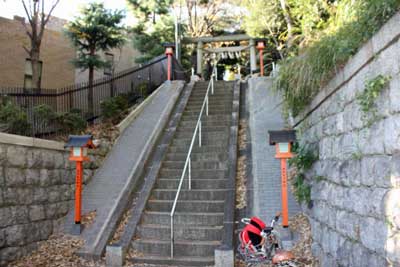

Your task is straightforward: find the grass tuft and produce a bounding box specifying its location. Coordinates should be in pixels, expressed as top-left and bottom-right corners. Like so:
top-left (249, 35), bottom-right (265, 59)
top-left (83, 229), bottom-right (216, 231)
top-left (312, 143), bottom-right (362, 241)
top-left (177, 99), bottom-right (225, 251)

top-left (274, 0), bottom-right (400, 116)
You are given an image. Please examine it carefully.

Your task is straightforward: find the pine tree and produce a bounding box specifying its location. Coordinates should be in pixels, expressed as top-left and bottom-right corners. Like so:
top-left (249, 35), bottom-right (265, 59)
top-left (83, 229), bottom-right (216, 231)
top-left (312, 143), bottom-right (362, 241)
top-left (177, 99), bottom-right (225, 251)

top-left (65, 3), bottom-right (126, 119)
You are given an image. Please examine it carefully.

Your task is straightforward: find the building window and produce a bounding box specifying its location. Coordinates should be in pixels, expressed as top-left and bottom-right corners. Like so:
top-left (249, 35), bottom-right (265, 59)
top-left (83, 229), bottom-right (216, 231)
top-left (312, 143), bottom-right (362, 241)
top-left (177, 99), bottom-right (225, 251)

top-left (24, 58), bottom-right (43, 89)
top-left (104, 53), bottom-right (114, 76)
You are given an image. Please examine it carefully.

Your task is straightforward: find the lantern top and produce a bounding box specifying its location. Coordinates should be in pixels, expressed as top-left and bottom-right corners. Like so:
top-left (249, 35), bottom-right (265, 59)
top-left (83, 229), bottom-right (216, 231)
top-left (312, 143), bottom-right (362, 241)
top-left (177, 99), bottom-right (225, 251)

top-left (268, 130), bottom-right (296, 145)
top-left (162, 42), bottom-right (176, 48)
top-left (165, 47), bottom-right (174, 55)
top-left (256, 41), bottom-right (265, 49)
top-left (65, 135), bottom-right (95, 148)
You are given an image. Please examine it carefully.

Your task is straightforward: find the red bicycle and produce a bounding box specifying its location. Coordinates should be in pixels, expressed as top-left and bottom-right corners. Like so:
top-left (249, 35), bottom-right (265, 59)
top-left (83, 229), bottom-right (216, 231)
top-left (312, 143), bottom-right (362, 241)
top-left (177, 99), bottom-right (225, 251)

top-left (237, 213), bottom-right (298, 267)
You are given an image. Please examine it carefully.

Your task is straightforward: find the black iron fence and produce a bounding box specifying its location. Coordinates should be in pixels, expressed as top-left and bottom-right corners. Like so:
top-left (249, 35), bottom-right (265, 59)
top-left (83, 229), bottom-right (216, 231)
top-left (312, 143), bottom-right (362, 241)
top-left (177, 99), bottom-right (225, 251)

top-left (0, 55), bottom-right (189, 139)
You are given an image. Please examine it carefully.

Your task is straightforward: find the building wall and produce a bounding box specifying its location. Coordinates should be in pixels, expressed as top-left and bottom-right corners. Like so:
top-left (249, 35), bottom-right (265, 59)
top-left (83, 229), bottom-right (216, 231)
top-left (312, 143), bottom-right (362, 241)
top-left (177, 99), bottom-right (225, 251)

top-left (74, 39), bottom-right (141, 84)
top-left (0, 16), bottom-right (141, 88)
top-left (0, 16), bottom-right (76, 88)
top-left (293, 12), bottom-right (400, 267)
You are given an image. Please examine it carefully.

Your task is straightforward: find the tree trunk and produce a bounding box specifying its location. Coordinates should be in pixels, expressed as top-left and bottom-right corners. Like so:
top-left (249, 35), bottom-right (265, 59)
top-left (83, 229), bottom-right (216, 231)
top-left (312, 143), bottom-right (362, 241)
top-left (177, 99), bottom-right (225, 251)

top-left (279, 0), bottom-right (295, 50)
top-left (88, 66), bottom-right (94, 120)
top-left (30, 46), bottom-right (41, 93)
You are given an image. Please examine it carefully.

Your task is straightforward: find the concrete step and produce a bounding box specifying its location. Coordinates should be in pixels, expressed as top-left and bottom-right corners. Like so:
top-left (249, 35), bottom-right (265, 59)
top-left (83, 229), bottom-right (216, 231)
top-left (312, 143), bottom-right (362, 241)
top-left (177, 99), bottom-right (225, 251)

top-left (167, 144), bottom-right (229, 154)
top-left (146, 200), bottom-right (225, 213)
top-left (190, 94), bottom-right (231, 100)
top-left (185, 103), bottom-right (232, 110)
top-left (189, 96), bottom-right (232, 102)
top-left (136, 224), bottom-right (223, 242)
top-left (191, 87), bottom-right (232, 92)
top-left (174, 130), bottom-right (229, 139)
top-left (131, 239), bottom-right (221, 257)
top-left (189, 95), bottom-right (233, 103)
top-left (141, 211), bottom-right (224, 226)
top-left (164, 151), bottom-right (228, 161)
top-left (155, 178), bottom-right (227, 189)
top-left (182, 109), bottom-right (232, 117)
top-left (162, 160), bottom-right (228, 170)
top-left (150, 189), bottom-right (226, 201)
top-left (178, 119), bottom-right (231, 127)
top-left (180, 114), bottom-right (231, 122)
top-left (159, 168), bottom-right (226, 179)
top-left (171, 137), bottom-right (228, 148)
top-left (128, 255), bottom-right (214, 267)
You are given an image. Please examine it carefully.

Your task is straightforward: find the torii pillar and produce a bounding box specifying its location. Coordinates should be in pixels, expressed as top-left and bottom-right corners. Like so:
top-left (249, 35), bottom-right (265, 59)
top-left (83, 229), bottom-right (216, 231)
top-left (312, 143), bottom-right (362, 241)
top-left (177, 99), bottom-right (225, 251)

top-left (249, 39), bottom-right (257, 74)
top-left (197, 41), bottom-right (203, 76)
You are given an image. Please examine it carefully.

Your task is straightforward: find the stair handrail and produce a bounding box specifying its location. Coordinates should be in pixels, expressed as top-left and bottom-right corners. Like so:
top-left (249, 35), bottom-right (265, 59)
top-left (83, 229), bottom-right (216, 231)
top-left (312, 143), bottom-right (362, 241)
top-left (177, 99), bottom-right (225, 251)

top-left (169, 74), bottom-right (215, 258)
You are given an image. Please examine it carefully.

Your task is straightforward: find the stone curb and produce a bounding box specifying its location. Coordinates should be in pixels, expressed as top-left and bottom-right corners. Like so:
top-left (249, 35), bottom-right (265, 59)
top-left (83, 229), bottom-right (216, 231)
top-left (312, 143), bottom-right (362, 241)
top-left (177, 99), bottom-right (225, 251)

top-left (0, 132), bottom-right (66, 151)
top-left (215, 81), bottom-right (240, 267)
top-left (117, 83), bottom-right (163, 134)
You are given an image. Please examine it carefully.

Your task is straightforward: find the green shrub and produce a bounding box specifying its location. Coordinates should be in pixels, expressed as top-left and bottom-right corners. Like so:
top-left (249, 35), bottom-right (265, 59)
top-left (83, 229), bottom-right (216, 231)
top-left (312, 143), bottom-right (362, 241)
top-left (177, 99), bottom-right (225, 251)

top-left (289, 143), bottom-right (318, 171)
top-left (293, 173), bottom-right (312, 205)
top-left (56, 111), bottom-right (86, 134)
top-left (137, 82), bottom-right (149, 98)
top-left (289, 143), bottom-right (317, 205)
top-left (275, 0), bottom-right (400, 116)
top-left (100, 95), bottom-right (129, 121)
top-left (34, 104), bottom-right (86, 134)
top-left (0, 99), bottom-right (31, 135)
top-left (34, 104), bottom-right (57, 126)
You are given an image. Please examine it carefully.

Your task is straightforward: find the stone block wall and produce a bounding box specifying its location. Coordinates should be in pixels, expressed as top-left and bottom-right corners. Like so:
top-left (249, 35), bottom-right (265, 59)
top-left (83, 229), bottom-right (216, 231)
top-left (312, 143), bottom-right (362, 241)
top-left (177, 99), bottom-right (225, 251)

top-left (0, 135), bottom-right (102, 266)
top-left (293, 12), bottom-right (400, 267)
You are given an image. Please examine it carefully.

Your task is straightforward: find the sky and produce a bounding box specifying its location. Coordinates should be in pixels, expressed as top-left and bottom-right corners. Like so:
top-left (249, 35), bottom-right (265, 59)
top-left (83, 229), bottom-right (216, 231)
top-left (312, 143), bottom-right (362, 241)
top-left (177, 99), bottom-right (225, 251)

top-left (0, 0), bottom-right (137, 26)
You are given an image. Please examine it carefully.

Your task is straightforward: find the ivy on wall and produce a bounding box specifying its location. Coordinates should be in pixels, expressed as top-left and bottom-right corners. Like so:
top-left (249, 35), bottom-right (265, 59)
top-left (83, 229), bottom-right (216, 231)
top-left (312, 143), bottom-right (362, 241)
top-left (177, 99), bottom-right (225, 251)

top-left (356, 74), bottom-right (391, 125)
top-left (289, 143), bottom-right (318, 206)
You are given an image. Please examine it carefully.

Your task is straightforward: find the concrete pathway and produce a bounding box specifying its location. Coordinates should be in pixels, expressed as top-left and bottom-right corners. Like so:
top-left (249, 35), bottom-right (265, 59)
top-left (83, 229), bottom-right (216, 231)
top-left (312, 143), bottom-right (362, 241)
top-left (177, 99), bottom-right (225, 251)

top-left (247, 77), bottom-right (301, 224)
top-left (63, 81), bottom-right (184, 259)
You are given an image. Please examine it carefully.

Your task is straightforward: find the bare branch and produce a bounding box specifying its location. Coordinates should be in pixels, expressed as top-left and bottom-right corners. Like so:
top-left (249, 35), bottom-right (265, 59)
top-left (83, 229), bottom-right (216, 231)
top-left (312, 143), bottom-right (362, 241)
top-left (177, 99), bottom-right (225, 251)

top-left (22, 45), bottom-right (30, 55)
top-left (21, 0), bottom-right (33, 25)
top-left (19, 19), bottom-right (33, 40)
top-left (39, 0), bottom-right (60, 40)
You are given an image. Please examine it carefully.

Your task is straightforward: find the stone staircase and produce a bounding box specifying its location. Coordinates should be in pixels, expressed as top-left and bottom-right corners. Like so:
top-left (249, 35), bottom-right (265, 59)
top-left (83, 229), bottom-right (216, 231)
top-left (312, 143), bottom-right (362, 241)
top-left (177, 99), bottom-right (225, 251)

top-left (129, 81), bottom-right (234, 266)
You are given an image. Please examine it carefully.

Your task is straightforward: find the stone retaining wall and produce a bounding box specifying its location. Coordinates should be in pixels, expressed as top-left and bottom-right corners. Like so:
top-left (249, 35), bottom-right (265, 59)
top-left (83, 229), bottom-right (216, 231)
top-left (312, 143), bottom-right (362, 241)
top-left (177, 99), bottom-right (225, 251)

top-left (294, 12), bottom-right (400, 266)
top-left (0, 134), bottom-right (102, 266)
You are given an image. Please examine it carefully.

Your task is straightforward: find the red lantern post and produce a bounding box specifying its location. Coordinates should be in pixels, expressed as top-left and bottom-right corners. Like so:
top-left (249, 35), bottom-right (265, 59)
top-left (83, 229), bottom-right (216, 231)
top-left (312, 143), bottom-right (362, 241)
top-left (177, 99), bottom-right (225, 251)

top-left (165, 47), bottom-right (174, 81)
top-left (268, 130), bottom-right (296, 228)
top-left (65, 135), bottom-right (95, 234)
top-left (256, 41), bottom-right (265, 76)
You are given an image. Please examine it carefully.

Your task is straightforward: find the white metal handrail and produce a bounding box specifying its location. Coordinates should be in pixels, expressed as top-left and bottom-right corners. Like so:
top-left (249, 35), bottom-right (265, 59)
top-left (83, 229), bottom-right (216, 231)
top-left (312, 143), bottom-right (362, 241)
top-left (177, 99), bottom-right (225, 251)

top-left (169, 73), bottom-right (215, 258)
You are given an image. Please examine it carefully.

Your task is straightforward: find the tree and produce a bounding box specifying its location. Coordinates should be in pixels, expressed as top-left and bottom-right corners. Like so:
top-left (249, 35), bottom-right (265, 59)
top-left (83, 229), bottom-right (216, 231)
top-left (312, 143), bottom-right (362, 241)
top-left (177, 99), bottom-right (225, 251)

top-left (20, 0), bottom-right (60, 91)
top-left (132, 14), bottom-right (176, 63)
top-left (240, 0), bottom-right (334, 58)
top-left (183, 0), bottom-right (234, 37)
top-left (65, 3), bottom-right (126, 119)
top-left (127, 0), bottom-right (173, 23)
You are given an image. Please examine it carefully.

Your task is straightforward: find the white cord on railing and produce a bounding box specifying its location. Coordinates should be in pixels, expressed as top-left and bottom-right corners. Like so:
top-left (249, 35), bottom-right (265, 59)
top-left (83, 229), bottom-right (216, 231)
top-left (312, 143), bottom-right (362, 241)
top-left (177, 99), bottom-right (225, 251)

top-left (170, 74), bottom-right (215, 258)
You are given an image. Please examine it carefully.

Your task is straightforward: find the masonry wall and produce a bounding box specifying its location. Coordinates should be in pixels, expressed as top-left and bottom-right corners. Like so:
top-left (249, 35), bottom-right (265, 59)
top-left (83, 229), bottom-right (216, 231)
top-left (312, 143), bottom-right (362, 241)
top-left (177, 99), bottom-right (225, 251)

top-left (293, 12), bottom-right (400, 266)
top-left (0, 134), bottom-right (101, 266)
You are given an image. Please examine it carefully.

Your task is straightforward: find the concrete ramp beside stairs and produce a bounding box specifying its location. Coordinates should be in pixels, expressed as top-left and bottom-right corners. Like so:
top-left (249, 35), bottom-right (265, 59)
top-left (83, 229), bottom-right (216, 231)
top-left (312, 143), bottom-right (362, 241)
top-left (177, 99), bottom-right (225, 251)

top-left (247, 77), bottom-right (301, 221)
top-left (63, 81), bottom-right (185, 259)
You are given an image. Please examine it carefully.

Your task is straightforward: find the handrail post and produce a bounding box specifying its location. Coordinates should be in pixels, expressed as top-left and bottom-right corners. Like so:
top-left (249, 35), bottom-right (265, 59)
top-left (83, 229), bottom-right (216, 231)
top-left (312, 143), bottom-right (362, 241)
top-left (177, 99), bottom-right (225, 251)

top-left (199, 121), bottom-right (202, 147)
top-left (188, 157), bottom-right (191, 190)
top-left (206, 95), bottom-right (209, 116)
top-left (211, 76), bottom-right (214, 95)
top-left (170, 215), bottom-right (174, 258)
